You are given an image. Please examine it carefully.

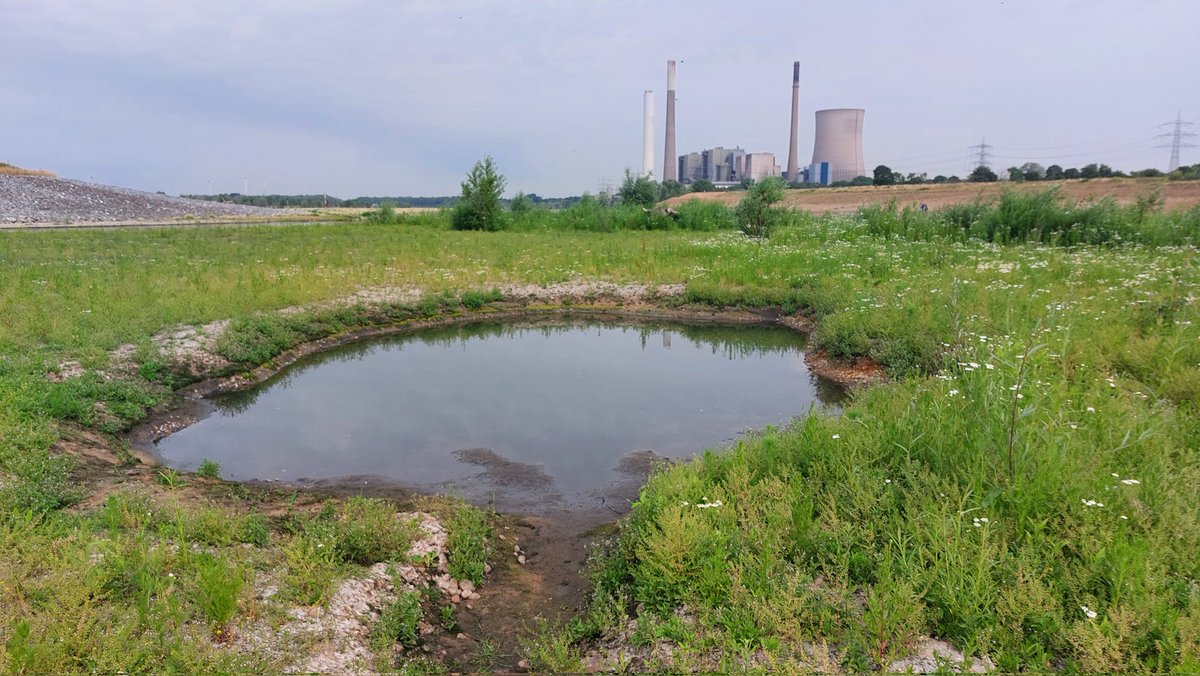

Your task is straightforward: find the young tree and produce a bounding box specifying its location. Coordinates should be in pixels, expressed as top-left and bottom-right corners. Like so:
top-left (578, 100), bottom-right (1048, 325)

top-left (969, 166), bottom-right (998, 182)
top-left (1044, 164), bottom-right (1065, 181)
top-left (451, 156), bottom-right (507, 231)
top-left (873, 165), bottom-right (897, 185)
top-left (1020, 162), bottom-right (1045, 181)
top-left (510, 191), bottom-right (533, 215)
top-left (618, 169), bottom-right (659, 207)
top-left (734, 176), bottom-right (786, 238)
top-left (659, 179), bottom-right (687, 200)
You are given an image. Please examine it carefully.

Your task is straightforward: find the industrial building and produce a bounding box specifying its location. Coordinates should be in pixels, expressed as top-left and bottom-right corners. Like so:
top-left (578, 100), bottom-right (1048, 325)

top-left (676, 148), bottom-right (779, 185)
top-left (811, 108), bottom-right (866, 184)
top-left (742, 153), bottom-right (781, 182)
top-left (647, 60), bottom-right (865, 188)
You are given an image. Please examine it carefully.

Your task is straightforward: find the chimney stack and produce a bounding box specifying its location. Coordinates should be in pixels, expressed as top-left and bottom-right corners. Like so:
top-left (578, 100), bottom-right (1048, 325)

top-left (786, 61), bottom-right (800, 183)
top-left (642, 90), bottom-right (655, 178)
top-left (663, 60), bottom-right (677, 183)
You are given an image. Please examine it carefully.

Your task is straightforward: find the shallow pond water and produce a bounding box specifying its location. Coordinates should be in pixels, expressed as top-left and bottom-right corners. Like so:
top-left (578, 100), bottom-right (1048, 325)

top-left (154, 319), bottom-right (844, 510)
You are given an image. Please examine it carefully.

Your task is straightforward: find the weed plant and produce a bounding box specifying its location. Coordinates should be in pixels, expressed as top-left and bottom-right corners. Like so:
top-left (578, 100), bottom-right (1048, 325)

top-left (370, 590), bottom-right (423, 651)
top-left (446, 504), bottom-right (491, 585)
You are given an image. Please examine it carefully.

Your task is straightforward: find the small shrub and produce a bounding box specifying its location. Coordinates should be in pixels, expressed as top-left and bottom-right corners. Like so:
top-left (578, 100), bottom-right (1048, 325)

top-left (196, 459), bottom-right (221, 479)
top-left (861, 577), bottom-right (925, 665)
top-left (240, 514), bottom-right (270, 547)
top-left (460, 288), bottom-right (502, 309)
top-left (281, 527), bottom-right (340, 605)
top-left (734, 176), bottom-right (786, 238)
top-left (155, 468), bottom-right (185, 488)
top-left (446, 504), bottom-right (491, 585)
top-left (365, 203), bottom-right (401, 225)
top-left (192, 554), bottom-right (243, 627)
top-left (675, 199), bottom-right (735, 231)
top-left (370, 590), bottom-right (423, 650)
top-left (451, 157), bottom-right (507, 231)
top-left (439, 604), bottom-right (457, 631)
top-left (333, 498), bottom-right (418, 565)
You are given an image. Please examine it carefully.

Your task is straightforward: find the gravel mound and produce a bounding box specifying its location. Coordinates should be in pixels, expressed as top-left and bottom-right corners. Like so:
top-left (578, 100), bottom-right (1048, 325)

top-left (0, 175), bottom-right (283, 223)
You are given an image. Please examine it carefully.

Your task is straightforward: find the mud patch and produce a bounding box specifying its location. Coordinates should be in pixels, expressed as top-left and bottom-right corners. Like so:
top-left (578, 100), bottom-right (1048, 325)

top-left (454, 448), bottom-right (555, 490)
top-left (615, 449), bottom-right (667, 476)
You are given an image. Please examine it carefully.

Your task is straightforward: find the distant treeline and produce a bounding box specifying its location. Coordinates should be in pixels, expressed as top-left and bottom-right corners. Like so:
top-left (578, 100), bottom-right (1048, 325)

top-left (183, 193), bottom-right (586, 209)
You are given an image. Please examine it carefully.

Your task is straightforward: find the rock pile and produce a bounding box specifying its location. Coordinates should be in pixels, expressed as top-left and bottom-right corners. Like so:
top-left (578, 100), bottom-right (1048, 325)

top-left (0, 174), bottom-right (281, 223)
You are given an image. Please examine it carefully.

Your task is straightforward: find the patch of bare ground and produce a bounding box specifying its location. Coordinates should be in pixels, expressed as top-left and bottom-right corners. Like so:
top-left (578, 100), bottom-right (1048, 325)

top-left (579, 626), bottom-right (992, 673)
top-left (230, 511), bottom-right (492, 673)
top-left (664, 177), bottom-right (1200, 214)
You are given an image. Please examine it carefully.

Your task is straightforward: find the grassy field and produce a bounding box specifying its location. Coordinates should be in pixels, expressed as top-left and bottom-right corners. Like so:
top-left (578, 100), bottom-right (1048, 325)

top-left (1, 188), bottom-right (1199, 672)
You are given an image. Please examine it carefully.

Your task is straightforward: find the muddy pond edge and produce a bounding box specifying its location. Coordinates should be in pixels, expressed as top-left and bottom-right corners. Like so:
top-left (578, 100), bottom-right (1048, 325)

top-left (126, 297), bottom-right (885, 454)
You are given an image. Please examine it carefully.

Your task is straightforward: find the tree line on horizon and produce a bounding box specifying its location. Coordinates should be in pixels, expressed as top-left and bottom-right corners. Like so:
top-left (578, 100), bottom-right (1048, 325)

top-left (873, 161), bottom-right (1200, 186)
top-left (185, 161), bottom-right (1200, 210)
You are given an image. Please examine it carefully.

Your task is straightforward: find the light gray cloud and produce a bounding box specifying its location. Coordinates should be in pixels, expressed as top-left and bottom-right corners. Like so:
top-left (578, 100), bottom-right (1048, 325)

top-left (2, 0), bottom-right (1196, 196)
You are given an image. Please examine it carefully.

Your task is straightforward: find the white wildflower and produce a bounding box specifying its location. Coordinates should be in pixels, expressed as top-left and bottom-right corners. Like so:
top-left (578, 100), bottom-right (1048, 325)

top-left (1081, 605), bottom-right (1097, 620)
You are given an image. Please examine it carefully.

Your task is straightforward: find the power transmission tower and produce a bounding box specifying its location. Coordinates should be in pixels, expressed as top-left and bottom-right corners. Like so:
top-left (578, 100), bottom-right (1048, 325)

top-left (1155, 111), bottom-right (1195, 172)
top-left (968, 137), bottom-right (993, 170)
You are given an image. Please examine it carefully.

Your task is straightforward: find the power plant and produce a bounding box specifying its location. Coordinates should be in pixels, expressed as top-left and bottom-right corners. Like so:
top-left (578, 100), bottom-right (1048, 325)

top-left (786, 62), bottom-right (801, 182)
top-left (643, 60), bottom-right (867, 187)
top-left (810, 108), bottom-right (866, 184)
top-left (641, 90), bottom-right (654, 178)
top-left (662, 61), bottom-right (677, 183)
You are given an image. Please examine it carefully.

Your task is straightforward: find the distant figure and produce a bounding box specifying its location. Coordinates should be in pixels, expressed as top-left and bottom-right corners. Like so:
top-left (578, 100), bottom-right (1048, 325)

top-left (919, 202), bottom-right (928, 212)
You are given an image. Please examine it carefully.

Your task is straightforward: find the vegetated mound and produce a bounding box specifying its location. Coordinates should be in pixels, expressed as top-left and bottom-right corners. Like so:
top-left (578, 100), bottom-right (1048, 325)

top-left (0, 162), bottom-right (56, 177)
top-left (664, 177), bottom-right (1200, 214)
top-left (0, 174), bottom-right (283, 224)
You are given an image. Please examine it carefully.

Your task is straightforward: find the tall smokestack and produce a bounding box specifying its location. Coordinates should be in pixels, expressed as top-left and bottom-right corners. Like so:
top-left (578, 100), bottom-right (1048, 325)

top-left (642, 90), bottom-right (655, 178)
top-left (786, 61), bottom-right (800, 182)
top-left (663, 60), bottom-right (677, 183)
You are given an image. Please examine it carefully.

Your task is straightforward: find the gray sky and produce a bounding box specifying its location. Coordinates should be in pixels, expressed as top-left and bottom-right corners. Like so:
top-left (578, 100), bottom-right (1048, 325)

top-left (3, 0), bottom-right (1197, 197)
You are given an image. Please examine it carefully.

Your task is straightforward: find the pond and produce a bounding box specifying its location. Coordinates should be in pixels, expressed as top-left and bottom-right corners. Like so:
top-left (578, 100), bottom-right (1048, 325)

top-left (153, 318), bottom-right (844, 511)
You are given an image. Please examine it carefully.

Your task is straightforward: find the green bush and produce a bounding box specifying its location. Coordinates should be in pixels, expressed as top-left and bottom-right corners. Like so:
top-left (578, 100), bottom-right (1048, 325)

top-left (192, 554), bottom-right (243, 627)
top-left (451, 157), bottom-right (507, 231)
top-left (370, 590), bottom-right (423, 650)
top-left (734, 177), bottom-right (786, 237)
top-left (196, 459), bottom-right (221, 479)
top-left (447, 504), bottom-right (490, 585)
top-left (674, 199), bottom-right (735, 231)
top-left (333, 498), bottom-right (418, 565)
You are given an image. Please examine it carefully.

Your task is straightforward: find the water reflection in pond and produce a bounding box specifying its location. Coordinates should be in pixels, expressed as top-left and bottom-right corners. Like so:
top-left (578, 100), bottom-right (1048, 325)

top-left (154, 320), bottom-right (845, 509)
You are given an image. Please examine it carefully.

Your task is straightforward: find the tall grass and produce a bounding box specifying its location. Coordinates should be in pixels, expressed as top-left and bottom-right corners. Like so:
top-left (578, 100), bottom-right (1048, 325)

top-left (1, 190), bottom-right (1198, 671)
top-left (859, 187), bottom-right (1200, 246)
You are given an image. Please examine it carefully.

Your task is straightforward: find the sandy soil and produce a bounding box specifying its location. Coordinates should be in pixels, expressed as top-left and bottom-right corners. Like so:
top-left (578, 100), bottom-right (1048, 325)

top-left (664, 177), bottom-right (1200, 214)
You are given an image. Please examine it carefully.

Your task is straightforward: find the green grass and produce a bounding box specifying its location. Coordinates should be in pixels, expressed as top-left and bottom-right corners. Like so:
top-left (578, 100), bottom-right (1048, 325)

top-left (446, 503), bottom-right (491, 585)
top-left (1, 193), bottom-right (1199, 671)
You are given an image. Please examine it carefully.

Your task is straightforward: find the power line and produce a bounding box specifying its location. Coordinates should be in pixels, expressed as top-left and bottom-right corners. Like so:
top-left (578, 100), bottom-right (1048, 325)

top-left (1155, 111), bottom-right (1196, 172)
top-left (968, 138), bottom-right (992, 171)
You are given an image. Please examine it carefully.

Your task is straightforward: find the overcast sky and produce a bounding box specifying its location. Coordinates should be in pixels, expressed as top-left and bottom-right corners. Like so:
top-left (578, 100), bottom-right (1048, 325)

top-left (3, 0), bottom-right (1197, 197)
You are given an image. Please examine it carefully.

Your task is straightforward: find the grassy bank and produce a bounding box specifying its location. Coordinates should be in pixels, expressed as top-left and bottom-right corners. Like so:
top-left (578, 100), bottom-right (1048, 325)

top-left (1, 191), bottom-right (1198, 671)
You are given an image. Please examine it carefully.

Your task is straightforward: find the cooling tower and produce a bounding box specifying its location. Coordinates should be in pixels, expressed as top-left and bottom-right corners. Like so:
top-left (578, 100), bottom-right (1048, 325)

top-left (642, 90), bottom-right (654, 178)
top-left (811, 108), bottom-right (865, 183)
top-left (663, 60), bottom-right (677, 183)
top-left (786, 62), bottom-right (800, 182)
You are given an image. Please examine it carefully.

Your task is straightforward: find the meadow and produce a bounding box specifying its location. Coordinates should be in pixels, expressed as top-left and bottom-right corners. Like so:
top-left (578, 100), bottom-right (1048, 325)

top-left (1, 188), bottom-right (1198, 671)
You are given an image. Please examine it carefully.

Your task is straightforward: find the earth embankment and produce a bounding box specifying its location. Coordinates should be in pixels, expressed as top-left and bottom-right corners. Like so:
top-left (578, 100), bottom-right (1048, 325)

top-left (0, 174), bottom-right (286, 225)
top-left (663, 177), bottom-right (1200, 213)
